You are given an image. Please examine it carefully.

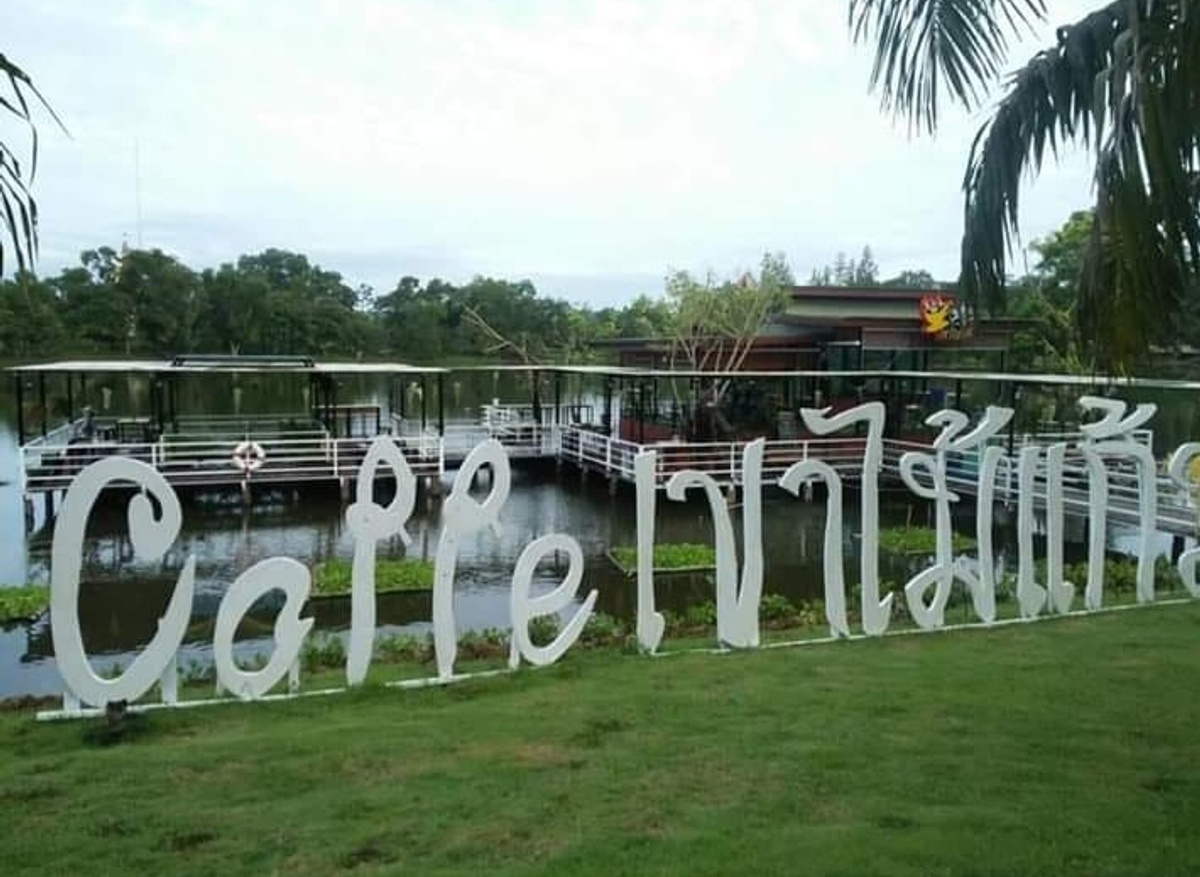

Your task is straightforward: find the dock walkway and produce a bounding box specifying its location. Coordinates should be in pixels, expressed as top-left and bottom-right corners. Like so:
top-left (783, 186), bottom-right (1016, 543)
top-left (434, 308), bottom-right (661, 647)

top-left (18, 409), bottom-right (1198, 538)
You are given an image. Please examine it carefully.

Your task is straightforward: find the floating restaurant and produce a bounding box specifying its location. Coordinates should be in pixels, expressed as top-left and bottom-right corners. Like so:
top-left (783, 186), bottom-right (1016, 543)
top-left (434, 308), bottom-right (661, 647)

top-left (9, 352), bottom-right (1200, 538)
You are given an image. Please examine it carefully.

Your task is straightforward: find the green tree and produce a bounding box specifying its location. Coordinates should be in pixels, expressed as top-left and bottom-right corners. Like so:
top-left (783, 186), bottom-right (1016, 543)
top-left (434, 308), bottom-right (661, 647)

top-left (1025, 210), bottom-right (1092, 310)
top-left (53, 258), bottom-right (125, 352)
top-left (115, 248), bottom-right (203, 353)
top-left (667, 251), bottom-right (792, 377)
top-left (232, 249), bottom-right (367, 355)
top-left (374, 276), bottom-right (449, 362)
top-left (197, 264), bottom-right (272, 354)
top-left (0, 272), bottom-right (65, 357)
top-left (614, 294), bottom-right (674, 338)
top-left (850, 0), bottom-right (1200, 368)
top-left (882, 269), bottom-right (938, 288)
top-left (808, 246), bottom-right (879, 286)
top-left (1007, 211), bottom-right (1094, 373)
top-left (57, 247), bottom-right (201, 355)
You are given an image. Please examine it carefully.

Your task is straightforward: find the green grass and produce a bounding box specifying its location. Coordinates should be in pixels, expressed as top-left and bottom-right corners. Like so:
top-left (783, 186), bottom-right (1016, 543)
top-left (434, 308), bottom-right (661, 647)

top-left (879, 526), bottom-right (977, 555)
top-left (0, 585), bottom-right (49, 623)
top-left (2, 603), bottom-right (1199, 875)
top-left (608, 542), bottom-right (717, 575)
top-left (310, 558), bottom-right (435, 597)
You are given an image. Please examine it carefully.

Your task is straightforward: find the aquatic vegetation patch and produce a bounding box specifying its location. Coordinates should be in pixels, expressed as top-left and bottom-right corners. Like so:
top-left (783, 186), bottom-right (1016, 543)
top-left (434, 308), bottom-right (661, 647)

top-left (0, 585), bottom-right (49, 623)
top-left (310, 558), bottom-right (435, 597)
top-left (608, 543), bottom-right (717, 575)
top-left (878, 526), bottom-right (976, 555)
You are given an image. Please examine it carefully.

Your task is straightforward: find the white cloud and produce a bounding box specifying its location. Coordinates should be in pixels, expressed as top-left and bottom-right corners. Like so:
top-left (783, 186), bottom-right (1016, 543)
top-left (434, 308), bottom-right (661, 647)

top-left (7, 0), bottom-right (1100, 301)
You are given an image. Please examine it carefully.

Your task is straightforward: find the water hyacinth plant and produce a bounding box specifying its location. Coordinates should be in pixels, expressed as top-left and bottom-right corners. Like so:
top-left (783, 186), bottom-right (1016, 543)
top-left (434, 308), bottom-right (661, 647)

top-left (310, 558), bottom-right (435, 597)
top-left (0, 585), bottom-right (49, 623)
top-left (608, 543), bottom-right (717, 576)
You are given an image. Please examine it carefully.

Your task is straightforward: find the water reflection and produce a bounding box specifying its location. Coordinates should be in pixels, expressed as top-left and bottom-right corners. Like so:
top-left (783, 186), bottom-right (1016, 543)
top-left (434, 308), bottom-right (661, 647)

top-left (6, 459), bottom-right (924, 697)
top-left (0, 371), bottom-right (1191, 699)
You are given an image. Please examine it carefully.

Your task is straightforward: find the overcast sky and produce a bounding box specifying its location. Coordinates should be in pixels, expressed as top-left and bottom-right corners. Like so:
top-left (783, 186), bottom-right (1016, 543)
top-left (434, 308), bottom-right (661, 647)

top-left (5, 0), bottom-right (1098, 305)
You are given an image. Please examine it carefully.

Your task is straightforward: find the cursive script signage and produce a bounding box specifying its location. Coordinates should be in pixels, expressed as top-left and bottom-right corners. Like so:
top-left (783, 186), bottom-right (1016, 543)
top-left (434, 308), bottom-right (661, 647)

top-left (41, 397), bottom-right (1200, 719)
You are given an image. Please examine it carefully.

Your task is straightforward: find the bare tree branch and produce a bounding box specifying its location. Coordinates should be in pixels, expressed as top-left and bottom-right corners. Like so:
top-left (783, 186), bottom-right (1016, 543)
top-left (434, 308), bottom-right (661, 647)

top-left (461, 303), bottom-right (543, 366)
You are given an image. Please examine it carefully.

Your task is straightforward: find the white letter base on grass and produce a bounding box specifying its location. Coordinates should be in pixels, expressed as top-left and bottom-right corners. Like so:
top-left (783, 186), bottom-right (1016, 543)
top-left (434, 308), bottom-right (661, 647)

top-left (39, 395), bottom-right (1200, 720)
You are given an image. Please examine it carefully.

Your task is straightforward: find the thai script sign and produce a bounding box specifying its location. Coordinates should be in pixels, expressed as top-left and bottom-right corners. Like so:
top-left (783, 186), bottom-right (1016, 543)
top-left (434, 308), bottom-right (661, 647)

top-left (41, 397), bottom-right (1200, 719)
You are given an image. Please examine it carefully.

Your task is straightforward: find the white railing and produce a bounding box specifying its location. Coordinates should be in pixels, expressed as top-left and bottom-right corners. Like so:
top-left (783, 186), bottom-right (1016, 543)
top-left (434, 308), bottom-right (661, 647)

top-left (552, 425), bottom-right (1198, 534)
top-left (882, 430), bottom-right (1194, 533)
top-left (20, 417), bottom-right (1198, 534)
top-left (20, 420), bottom-right (78, 450)
top-left (20, 429), bottom-right (444, 493)
top-left (481, 401), bottom-right (592, 422)
top-left (556, 426), bottom-right (868, 486)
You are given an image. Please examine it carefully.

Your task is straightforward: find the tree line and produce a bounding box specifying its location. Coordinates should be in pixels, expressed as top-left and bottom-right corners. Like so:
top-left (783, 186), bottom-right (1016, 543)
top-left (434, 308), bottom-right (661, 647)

top-left (6, 215), bottom-right (1189, 373)
top-left (0, 245), bottom-right (682, 364)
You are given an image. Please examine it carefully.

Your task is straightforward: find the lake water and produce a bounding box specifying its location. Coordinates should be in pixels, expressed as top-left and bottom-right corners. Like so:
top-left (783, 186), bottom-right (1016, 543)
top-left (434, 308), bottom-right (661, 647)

top-left (0, 370), bottom-right (1190, 699)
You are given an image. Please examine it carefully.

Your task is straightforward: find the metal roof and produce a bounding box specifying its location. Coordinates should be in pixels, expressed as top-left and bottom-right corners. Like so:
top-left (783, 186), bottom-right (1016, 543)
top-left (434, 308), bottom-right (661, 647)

top-left (531, 366), bottom-right (1200, 391)
top-left (9, 359), bottom-right (1200, 392)
top-left (7, 359), bottom-right (448, 375)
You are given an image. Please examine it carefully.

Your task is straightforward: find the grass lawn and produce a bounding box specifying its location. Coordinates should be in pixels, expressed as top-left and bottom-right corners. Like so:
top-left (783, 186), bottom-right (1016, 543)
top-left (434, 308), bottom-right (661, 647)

top-left (3, 604), bottom-right (1200, 876)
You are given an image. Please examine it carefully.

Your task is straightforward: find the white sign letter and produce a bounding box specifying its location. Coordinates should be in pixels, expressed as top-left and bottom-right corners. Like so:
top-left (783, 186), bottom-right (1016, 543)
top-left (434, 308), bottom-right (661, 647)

top-left (51, 459), bottom-right (195, 709)
top-left (509, 534), bottom-right (597, 667)
top-left (801, 403), bottom-right (892, 634)
top-left (213, 557), bottom-right (314, 700)
top-left (344, 437), bottom-right (417, 685)
top-left (433, 440), bottom-right (510, 679)
top-left (634, 451), bottom-right (666, 652)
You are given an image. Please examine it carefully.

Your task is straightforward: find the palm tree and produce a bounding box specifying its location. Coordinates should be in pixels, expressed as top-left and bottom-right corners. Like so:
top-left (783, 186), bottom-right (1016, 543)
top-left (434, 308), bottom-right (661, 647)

top-left (850, 0), bottom-right (1199, 368)
top-left (0, 53), bottom-right (64, 277)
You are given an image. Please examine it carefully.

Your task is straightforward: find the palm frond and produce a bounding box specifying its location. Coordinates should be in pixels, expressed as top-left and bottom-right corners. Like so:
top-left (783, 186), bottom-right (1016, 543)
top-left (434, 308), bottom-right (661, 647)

top-left (957, 0), bottom-right (1199, 367)
top-left (957, 4), bottom-right (1128, 308)
top-left (849, 0), bottom-right (1047, 133)
top-left (1079, 145), bottom-right (1189, 369)
top-left (0, 53), bottom-right (67, 278)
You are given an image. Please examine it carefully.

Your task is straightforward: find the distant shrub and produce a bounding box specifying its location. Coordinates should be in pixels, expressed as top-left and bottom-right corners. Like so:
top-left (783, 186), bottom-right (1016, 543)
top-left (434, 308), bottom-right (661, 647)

top-left (580, 612), bottom-right (625, 646)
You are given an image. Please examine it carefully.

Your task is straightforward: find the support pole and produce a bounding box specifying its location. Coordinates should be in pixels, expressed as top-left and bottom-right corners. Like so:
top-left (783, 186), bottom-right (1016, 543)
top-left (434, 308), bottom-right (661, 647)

top-left (603, 377), bottom-right (613, 437)
top-left (331, 378), bottom-right (339, 437)
top-left (152, 373), bottom-right (165, 436)
top-left (38, 372), bottom-right (47, 439)
top-left (638, 382), bottom-right (645, 444)
top-left (436, 372), bottom-right (445, 437)
top-left (531, 369), bottom-right (542, 425)
top-left (1006, 382), bottom-right (1019, 456)
top-left (420, 375), bottom-right (428, 431)
top-left (66, 373), bottom-right (74, 427)
top-left (554, 370), bottom-right (562, 425)
top-left (15, 375), bottom-right (26, 446)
